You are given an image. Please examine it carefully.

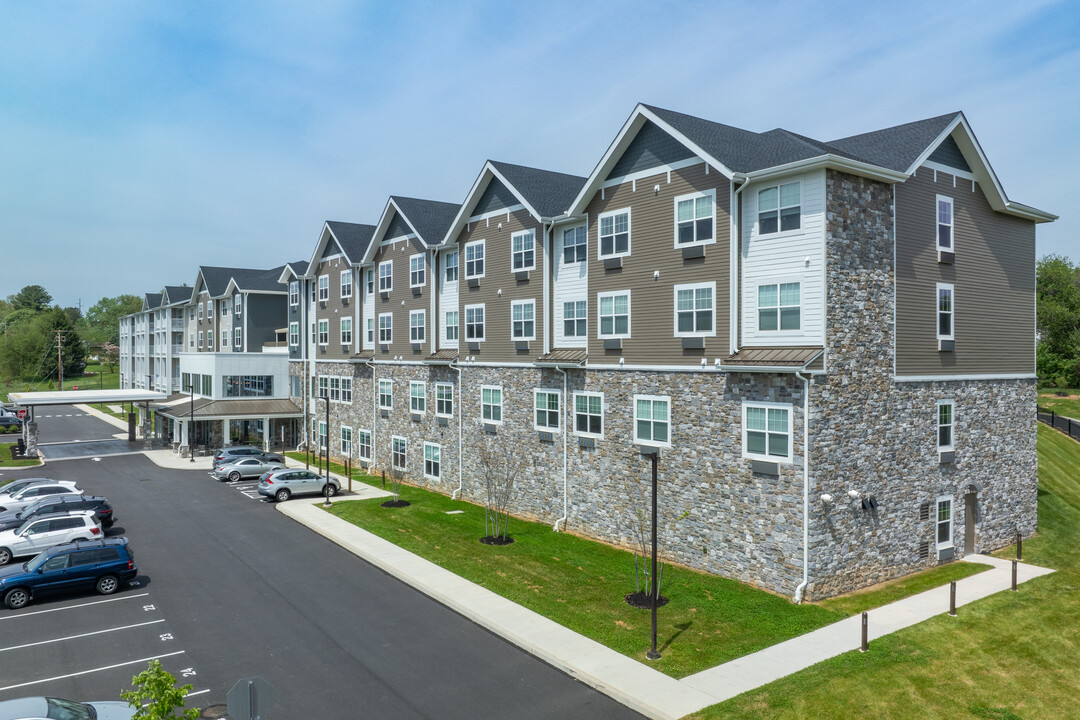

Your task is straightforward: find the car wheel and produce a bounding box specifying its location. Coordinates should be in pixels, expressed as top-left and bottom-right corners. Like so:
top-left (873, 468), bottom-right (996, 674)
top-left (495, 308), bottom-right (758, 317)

top-left (0, 547), bottom-right (11, 566)
top-left (325, 485), bottom-right (338, 497)
top-left (4, 587), bottom-right (30, 609)
top-left (229, 471), bottom-right (241, 482)
top-left (275, 488), bottom-right (291, 502)
top-left (96, 574), bottom-right (120, 595)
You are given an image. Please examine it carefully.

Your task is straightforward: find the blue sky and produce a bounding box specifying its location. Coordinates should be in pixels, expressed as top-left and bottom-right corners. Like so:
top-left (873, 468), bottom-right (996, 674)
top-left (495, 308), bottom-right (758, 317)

top-left (0, 0), bottom-right (1076, 309)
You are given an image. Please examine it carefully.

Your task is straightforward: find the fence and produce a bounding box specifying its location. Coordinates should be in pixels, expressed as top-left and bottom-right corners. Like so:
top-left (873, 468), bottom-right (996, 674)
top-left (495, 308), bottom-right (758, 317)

top-left (1037, 406), bottom-right (1080, 440)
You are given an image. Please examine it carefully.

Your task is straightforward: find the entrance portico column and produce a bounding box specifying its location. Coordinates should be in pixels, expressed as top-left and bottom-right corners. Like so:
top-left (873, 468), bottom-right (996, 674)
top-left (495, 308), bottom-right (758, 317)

top-left (262, 416), bottom-right (270, 451)
top-left (222, 419), bottom-right (228, 446)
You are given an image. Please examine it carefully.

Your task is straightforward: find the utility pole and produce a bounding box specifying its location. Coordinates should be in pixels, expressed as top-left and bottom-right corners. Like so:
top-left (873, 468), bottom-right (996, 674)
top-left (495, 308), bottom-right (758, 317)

top-left (57, 329), bottom-right (65, 391)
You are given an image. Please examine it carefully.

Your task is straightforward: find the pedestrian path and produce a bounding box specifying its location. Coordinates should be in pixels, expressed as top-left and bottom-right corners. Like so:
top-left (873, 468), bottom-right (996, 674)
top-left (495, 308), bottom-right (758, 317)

top-left (277, 497), bottom-right (1054, 720)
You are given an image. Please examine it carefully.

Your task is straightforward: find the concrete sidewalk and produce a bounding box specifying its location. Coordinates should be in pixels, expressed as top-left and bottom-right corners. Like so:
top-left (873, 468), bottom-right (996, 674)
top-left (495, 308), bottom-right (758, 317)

top-left (277, 495), bottom-right (1054, 720)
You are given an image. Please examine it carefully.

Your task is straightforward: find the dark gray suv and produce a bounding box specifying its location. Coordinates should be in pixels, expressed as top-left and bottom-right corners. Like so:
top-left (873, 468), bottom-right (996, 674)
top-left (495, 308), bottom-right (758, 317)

top-left (0, 494), bottom-right (114, 532)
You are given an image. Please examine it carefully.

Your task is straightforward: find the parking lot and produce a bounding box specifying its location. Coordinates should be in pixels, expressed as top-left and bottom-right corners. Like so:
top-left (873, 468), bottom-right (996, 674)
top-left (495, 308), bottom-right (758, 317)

top-left (0, 409), bottom-right (642, 719)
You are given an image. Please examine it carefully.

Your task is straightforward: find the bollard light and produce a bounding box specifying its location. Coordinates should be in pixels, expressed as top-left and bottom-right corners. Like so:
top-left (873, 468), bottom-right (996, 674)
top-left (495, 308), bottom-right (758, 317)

top-left (949, 581), bottom-right (957, 616)
top-left (860, 612), bottom-right (868, 652)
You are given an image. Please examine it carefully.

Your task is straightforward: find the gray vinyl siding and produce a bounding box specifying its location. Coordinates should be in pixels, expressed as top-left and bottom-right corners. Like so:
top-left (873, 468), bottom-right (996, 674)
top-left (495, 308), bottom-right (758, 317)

top-left (471, 178), bottom-right (519, 217)
top-left (372, 238), bottom-right (429, 360)
top-left (385, 212), bottom-right (413, 241)
top-left (321, 237), bottom-right (343, 260)
top-left (585, 160), bottom-right (731, 365)
top-left (245, 294), bottom-right (285, 352)
top-left (313, 257), bottom-right (355, 360)
top-left (927, 136), bottom-right (971, 173)
top-left (895, 167), bottom-right (1035, 376)
top-left (607, 120), bottom-right (695, 179)
top-left (452, 207), bottom-right (544, 363)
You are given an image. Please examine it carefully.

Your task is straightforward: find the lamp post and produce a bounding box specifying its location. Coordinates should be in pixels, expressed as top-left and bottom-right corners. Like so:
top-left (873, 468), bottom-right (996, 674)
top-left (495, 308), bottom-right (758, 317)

top-left (322, 392), bottom-right (331, 508)
top-left (189, 376), bottom-right (195, 464)
top-left (644, 447), bottom-right (661, 661)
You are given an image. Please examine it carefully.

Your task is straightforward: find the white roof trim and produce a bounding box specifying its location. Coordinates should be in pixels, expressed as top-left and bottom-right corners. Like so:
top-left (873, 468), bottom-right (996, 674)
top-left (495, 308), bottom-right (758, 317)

top-left (439, 161), bottom-right (543, 246)
top-left (362, 198), bottom-right (427, 265)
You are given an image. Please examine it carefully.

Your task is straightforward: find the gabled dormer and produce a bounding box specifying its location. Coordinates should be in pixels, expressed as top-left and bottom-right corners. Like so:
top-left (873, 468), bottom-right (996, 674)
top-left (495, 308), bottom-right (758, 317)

top-left (304, 221), bottom-right (375, 360)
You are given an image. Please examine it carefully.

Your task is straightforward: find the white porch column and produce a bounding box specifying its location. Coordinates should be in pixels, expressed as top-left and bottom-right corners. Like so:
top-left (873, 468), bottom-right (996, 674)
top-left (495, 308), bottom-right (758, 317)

top-left (222, 418), bottom-right (228, 445)
top-left (262, 417), bottom-right (270, 451)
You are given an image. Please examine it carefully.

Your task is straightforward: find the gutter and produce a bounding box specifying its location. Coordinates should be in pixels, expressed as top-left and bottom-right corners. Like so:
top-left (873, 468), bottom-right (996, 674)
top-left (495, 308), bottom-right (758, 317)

top-left (451, 359), bottom-right (464, 500)
top-left (552, 366), bottom-right (569, 532)
top-left (793, 370), bottom-right (811, 603)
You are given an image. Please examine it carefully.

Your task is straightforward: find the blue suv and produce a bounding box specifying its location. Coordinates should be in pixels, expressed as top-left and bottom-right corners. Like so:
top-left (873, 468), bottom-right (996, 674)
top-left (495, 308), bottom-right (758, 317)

top-left (0, 537), bottom-right (137, 609)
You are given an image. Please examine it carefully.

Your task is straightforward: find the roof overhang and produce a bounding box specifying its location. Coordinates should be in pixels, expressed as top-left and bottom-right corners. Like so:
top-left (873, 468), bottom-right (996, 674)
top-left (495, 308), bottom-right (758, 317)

top-left (718, 346), bottom-right (824, 374)
top-left (9, 389), bottom-right (168, 407)
top-left (362, 198), bottom-right (427, 265)
top-left (440, 161), bottom-right (544, 246)
top-left (304, 222), bottom-right (351, 278)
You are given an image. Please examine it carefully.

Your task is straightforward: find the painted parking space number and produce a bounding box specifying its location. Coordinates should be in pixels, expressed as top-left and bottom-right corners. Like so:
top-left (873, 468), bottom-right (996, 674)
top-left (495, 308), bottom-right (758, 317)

top-left (160, 633), bottom-right (174, 641)
top-left (143, 604), bottom-right (156, 611)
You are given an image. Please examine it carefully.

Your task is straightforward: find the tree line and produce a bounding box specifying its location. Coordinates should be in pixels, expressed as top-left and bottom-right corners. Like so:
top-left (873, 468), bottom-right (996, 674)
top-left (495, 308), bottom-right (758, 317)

top-left (0, 284), bottom-right (142, 384)
top-left (1037, 255), bottom-right (1080, 389)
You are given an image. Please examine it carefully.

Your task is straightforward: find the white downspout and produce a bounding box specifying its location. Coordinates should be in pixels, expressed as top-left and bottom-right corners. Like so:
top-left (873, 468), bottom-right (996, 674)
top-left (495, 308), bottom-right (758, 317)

top-left (371, 362), bottom-right (377, 470)
top-left (552, 366), bottom-right (569, 531)
top-left (793, 370), bottom-right (811, 603)
top-left (731, 174), bottom-right (749, 356)
top-left (451, 360), bottom-right (464, 499)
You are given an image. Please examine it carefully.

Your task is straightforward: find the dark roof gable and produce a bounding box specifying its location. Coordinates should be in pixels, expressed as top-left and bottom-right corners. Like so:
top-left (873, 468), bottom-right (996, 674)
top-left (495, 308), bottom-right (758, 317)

top-left (390, 196), bottom-right (460, 245)
top-left (827, 112), bottom-right (960, 173)
top-left (489, 161), bottom-right (586, 218)
top-left (326, 221), bottom-right (376, 262)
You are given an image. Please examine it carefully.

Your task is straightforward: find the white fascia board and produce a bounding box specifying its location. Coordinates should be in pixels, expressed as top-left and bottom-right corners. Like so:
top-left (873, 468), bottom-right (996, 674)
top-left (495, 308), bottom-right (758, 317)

top-left (748, 156), bottom-right (907, 185)
top-left (361, 198), bottom-right (407, 266)
top-left (439, 162), bottom-right (542, 247)
top-left (276, 265), bottom-right (299, 284)
top-left (303, 223), bottom-right (337, 279)
top-left (1004, 202), bottom-right (1058, 223)
top-left (566, 104), bottom-right (736, 217)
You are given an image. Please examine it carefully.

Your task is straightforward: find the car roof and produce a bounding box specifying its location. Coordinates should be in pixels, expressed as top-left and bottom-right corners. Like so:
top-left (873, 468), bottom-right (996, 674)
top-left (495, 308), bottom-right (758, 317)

top-left (49, 537), bottom-right (129, 553)
top-left (34, 494), bottom-right (106, 505)
top-left (26, 509), bottom-right (97, 521)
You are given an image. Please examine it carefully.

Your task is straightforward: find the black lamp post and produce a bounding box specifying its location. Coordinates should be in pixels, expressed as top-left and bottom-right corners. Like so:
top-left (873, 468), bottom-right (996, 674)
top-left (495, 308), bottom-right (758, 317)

top-left (189, 376), bottom-right (195, 464)
top-left (645, 448), bottom-right (661, 661)
top-left (322, 392), bottom-right (331, 507)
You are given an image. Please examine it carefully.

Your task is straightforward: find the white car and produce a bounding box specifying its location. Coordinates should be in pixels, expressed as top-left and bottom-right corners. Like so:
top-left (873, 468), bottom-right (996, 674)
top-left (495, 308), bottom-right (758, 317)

top-left (0, 511), bottom-right (101, 565)
top-left (0, 696), bottom-right (132, 719)
top-left (0, 483), bottom-right (82, 514)
top-left (0, 479), bottom-right (74, 501)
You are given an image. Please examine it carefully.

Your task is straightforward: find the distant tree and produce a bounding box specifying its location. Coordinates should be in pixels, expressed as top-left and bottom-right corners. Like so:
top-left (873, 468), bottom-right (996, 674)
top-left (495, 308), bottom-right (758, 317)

top-left (121, 659), bottom-right (199, 720)
top-left (84, 294), bottom-right (142, 345)
top-left (102, 342), bottom-right (120, 374)
top-left (8, 285), bottom-right (52, 312)
top-left (63, 306), bottom-right (82, 325)
top-left (1036, 254), bottom-right (1080, 388)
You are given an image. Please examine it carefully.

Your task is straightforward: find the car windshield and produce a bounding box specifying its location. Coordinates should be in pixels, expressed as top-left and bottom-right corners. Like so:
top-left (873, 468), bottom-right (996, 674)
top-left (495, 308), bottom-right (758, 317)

top-left (45, 696), bottom-right (94, 720)
top-left (26, 550), bottom-right (50, 571)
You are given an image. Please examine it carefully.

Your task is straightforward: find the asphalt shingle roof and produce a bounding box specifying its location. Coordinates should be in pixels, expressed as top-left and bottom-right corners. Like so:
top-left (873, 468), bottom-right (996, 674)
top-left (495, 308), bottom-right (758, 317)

top-left (199, 265), bottom-right (288, 296)
top-left (489, 161), bottom-right (586, 218)
top-left (144, 293), bottom-right (162, 309)
top-left (326, 222), bottom-right (376, 263)
top-left (390, 196), bottom-right (460, 245)
top-left (827, 112), bottom-right (960, 173)
top-left (162, 286), bottom-right (193, 304)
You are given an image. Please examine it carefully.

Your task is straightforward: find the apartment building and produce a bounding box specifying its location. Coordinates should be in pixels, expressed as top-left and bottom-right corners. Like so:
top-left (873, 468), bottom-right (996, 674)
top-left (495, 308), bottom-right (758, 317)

top-left (257, 105), bottom-right (1054, 599)
top-left (119, 285), bottom-right (193, 394)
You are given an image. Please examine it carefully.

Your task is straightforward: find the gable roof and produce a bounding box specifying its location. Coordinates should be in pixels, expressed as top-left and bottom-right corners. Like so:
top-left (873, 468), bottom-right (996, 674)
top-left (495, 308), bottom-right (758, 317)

top-left (567, 103), bottom-right (1054, 222)
top-left (197, 265), bottom-right (289, 298)
top-left (441, 160), bottom-right (587, 245)
top-left (326, 221), bottom-right (376, 262)
top-left (363, 196), bottom-right (460, 264)
top-left (144, 293), bottom-right (162, 310)
top-left (161, 285), bottom-right (192, 305)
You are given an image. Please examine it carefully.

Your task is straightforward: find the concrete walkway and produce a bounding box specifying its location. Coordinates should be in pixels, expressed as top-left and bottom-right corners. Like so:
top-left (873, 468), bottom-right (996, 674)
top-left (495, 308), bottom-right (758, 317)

top-left (277, 494), bottom-right (1054, 720)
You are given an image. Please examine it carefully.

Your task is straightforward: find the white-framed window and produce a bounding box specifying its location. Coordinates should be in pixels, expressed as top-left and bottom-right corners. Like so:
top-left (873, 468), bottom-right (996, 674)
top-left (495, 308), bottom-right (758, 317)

top-left (445, 311), bottom-right (459, 341)
top-left (534, 389), bottom-right (560, 431)
top-left (424, 442), bottom-right (441, 479)
top-left (410, 380), bottom-right (426, 414)
top-left (937, 400), bottom-right (954, 451)
top-left (481, 385), bottom-right (502, 424)
top-left (635, 395), bottom-right (671, 447)
top-left (936, 496), bottom-right (953, 550)
top-left (937, 283), bottom-right (954, 341)
top-left (465, 304), bottom-right (485, 341)
top-left (936, 195), bottom-right (954, 251)
top-left (674, 190), bottom-right (715, 246)
top-left (366, 268), bottom-right (374, 295)
top-left (189, 332), bottom-right (195, 349)
top-left (598, 208), bottom-right (630, 259)
top-left (512, 230), bottom-right (535, 271)
top-left (444, 250), bottom-right (459, 282)
top-left (341, 269), bottom-right (353, 299)
top-left (392, 435), bottom-right (407, 471)
top-left (562, 225), bottom-right (586, 263)
top-left (341, 377), bottom-right (352, 403)
top-left (340, 317), bottom-right (353, 345)
top-left (378, 379), bottom-right (393, 409)
top-left (378, 313), bottom-right (393, 344)
top-left (198, 303), bottom-right (204, 320)
top-left (598, 291), bottom-right (630, 339)
top-left (329, 377), bottom-right (341, 402)
top-left (318, 275), bottom-right (329, 301)
top-left (757, 282), bottom-right (801, 331)
top-left (573, 392), bottom-right (603, 438)
top-left (674, 282), bottom-right (715, 336)
top-left (318, 375), bottom-right (329, 399)
top-left (758, 181), bottom-right (801, 234)
top-left (221, 329), bottom-right (228, 348)
top-left (464, 240), bottom-right (485, 279)
top-left (189, 306), bottom-right (196, 321)
top-left (317, 421), bottom-right (328, 452)
top-left (357, 429), bottom-right (372, 462)
top-left (435, 382), bottom-right (454, 417)
top-left (378, 261), bottom-right (393, 292)
top-left (289, 322), bottom-right (299, 347)
top-left (410, 255), bottom-right (426, 288)
top-left (318, 320), bottom-right (329, 346)
top-left (742, 402), bottom-right (792, 463)
top-left (207, 300), bottom-right (214, 319)
top-left (207, 331), bottom-right (214, 349)
top-left (563, 301), bottom-right (586, 338)
top-left (340, 426), bottom-right (352, 456)
top-left (310, 284), bottom-right (316, 303)
top-left (234, 295), bottom-right (242, 317)
top-left (367, 318), bottom-right (373, 344)
top-left (511, 300), bottom-right (535, 341)
top-left (223, 299), bottom-right (232, 316)
top-left (234, 328), bottom-right (242, 348)
top-left (410, 310), bottom-right (426, 343)
top-left (289, 281), bottom-right (299, 306)
top-left (198, 331), bottom-right (203, 349)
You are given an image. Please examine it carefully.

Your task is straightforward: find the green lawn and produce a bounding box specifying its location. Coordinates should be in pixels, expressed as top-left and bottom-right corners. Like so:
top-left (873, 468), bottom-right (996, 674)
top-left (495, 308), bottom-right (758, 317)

top-left (1038, 387), bottom-right (1080, 420)
top-left (0, 444), bottom-right (42, 468)
top-left (321, 453), bottom-right (997, 679)
top-left (688, 423), bottom-right (1080, 719)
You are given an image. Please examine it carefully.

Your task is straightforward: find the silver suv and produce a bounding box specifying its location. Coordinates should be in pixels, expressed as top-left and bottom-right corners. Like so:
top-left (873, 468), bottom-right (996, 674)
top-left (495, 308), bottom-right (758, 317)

top-left (257, 469), bottom-right (340, 502)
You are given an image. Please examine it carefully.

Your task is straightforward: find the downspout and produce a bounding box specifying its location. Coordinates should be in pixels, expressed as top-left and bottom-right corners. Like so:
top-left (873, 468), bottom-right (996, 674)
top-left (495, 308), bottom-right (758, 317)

top-left (451, 360), bottom-right (464, 499)
top-left (731, 174), bottom-right (749, 356)
top-left (371, 360), bottom-right (377, 470)
top-left (552, 366), bottom-right (569, 531)
top-left (793, 370), bottom-right (811, 603)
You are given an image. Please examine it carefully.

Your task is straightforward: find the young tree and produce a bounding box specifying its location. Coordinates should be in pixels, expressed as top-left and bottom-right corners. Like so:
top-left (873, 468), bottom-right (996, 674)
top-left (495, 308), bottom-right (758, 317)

top-left (120, 659), bottom-right (200, 720)
top-left (1036, 254), bottom-right (1080, 387)
top-left (102, 342), bottom-right (121, 373)
top-left (476, 433), bottom-right (529, 543)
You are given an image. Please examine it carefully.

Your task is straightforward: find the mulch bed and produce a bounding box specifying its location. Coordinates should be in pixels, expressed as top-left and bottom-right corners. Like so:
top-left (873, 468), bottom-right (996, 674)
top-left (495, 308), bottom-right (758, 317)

top-left (624, 591), bottom-right (670, 609)
top-left (479, 535), bottom-right (515, 546)
top-left (381, 500), bottom-right (411, 508)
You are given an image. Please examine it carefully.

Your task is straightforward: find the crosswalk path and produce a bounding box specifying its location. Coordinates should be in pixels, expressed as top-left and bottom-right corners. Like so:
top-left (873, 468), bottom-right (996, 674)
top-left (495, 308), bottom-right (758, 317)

top-left (39, 413), bottom-right (87, 418)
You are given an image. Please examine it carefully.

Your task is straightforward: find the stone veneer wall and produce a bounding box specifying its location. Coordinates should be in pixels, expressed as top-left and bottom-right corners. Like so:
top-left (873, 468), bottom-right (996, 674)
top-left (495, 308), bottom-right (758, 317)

top-left (808, 170), bottom-right (1037, 599)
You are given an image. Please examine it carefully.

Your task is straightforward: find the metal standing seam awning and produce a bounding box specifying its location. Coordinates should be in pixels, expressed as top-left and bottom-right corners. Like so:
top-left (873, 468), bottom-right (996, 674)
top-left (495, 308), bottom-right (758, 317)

top-left (153, 395), bottom-right (304, 421)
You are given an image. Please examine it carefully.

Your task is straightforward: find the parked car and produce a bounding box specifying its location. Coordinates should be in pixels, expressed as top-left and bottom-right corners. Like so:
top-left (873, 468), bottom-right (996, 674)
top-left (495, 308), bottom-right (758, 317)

top-left (257, 468), bottom-right (340, 502)
top-left (211, 456), bottom-right (286, 482)
top-left (0, 537), bottom-right (137, 611)
top-left (0, 416), bottom-right (21, 432)
top-left (0, 511), bottom-right (101, 565)
top-left (0, 479), bottom-right (67, 500)
top-left (0, 483), bottom-right (82, 514)
top-left (212, 445), bottom-right (266, 469)
top-left (0, 495), bottom-right (114, 532)
top-left (0, 695), bottom-right (133, 719)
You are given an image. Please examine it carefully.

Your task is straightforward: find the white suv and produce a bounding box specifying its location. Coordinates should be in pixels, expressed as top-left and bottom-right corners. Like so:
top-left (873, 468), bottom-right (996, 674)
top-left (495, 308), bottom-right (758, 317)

top-left (0, 483), bottom-right (82, 514)
top-left (0, 511), bottom-right (102, 565)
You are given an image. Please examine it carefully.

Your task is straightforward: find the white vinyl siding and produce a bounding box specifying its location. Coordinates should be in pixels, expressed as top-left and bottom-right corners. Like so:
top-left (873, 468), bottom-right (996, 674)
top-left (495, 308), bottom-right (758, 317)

top-left (363, 268), bottom-right (376, 350)
top-left (553, 222), bottom-right (588, 349)
top-left (439, 250), bottom-right (459, 349)
top-left (741, 169), bottom-right (825, 347)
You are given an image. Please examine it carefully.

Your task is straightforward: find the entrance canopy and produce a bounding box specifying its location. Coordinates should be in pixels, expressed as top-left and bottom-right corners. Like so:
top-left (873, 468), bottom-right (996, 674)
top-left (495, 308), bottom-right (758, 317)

top-left (8, 389), bottom-right (168, 407)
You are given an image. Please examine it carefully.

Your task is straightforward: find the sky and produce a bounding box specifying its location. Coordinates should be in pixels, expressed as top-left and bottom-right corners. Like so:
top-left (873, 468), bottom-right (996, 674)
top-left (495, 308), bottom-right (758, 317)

top-left (1, 0), bottom-right (1077, 310)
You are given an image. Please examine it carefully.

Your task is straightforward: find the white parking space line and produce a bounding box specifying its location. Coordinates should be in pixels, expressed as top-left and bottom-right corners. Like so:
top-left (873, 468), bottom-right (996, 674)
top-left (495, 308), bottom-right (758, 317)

top-left (0, 593), bottom-right (150, 621)
top-left (0, 619), bottom-right (166, 653)
top-left (0, 650), bottom-right (186, 692)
